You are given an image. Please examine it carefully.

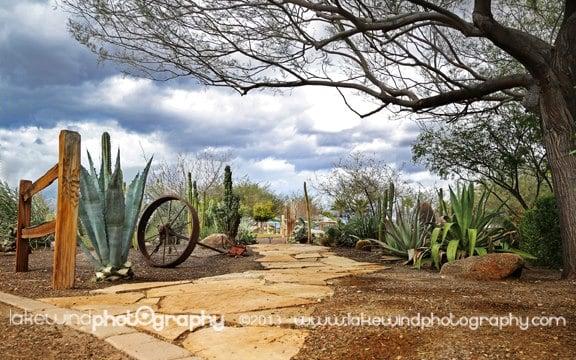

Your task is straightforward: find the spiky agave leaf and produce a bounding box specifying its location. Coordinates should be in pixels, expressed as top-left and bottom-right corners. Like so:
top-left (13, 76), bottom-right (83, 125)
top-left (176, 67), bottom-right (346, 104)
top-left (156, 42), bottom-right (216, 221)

top-left (106, 150), bottom-right (126, 268)
top-left (77, 234), bottom-right (101, 268)
top-left (78, 165), bottom-right (108, 264)
top-left (121, 157), bottom-right (152, 260)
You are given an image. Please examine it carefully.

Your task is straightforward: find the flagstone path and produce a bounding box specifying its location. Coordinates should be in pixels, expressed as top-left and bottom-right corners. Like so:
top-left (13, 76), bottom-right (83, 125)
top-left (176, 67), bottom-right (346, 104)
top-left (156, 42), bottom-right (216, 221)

top-left (0, 244), bottom-right (386, 360)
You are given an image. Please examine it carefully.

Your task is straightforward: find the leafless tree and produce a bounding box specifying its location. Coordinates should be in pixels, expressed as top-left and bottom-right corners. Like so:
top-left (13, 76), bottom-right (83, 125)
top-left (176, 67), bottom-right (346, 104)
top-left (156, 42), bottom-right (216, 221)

top-left (62, 0), bottom-right (576, 278)
top-left (146, 149), bottom-right (233, 201)
top-left (315, 152), bottom-right (403, 215)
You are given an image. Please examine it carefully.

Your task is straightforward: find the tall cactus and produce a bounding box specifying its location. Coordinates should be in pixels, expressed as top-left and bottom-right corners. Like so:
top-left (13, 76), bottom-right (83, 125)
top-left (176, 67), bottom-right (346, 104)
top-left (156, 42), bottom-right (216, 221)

top-left (99, 132), bottom-right (112, 194)
top-left (304, 181), bottom-right (313, 244)
top-left (214, 166), bottom-right (241, 240)
top-left (378, 182), bottom-right (396, 242)
top-left (78, 132), bottom-right (152, 281)
top-left (186, 172), bottom-right (201, 234)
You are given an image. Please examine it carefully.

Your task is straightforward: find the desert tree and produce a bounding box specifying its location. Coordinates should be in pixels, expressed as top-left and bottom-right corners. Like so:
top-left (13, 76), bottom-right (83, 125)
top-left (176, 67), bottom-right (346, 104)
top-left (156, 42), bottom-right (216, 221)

top-left (413, 104), bottom-right (551, 213)
top-left (62, 0), bottom-right (576, 278)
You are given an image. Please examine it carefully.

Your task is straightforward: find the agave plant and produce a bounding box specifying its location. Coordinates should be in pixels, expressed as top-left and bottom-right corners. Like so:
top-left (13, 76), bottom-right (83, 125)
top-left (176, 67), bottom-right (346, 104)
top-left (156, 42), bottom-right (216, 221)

top-left (371, 203), bottom-right (432, 268)
top-left (78, 132), bottom-right (152, 281)
top-left (431, 183), bottom-right (533, 269)
top-left (441, 183), bottom-right (503, 259)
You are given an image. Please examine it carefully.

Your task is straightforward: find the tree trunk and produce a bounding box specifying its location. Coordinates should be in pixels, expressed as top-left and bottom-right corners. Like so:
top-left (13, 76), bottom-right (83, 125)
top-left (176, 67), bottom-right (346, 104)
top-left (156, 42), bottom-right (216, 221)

top-left (539, 79), bottom-right (576, 279)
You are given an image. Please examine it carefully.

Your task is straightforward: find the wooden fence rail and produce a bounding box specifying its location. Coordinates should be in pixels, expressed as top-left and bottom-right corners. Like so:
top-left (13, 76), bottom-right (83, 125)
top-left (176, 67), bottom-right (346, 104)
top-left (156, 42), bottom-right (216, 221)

top-left (15, 130), bottom-right (81, 290)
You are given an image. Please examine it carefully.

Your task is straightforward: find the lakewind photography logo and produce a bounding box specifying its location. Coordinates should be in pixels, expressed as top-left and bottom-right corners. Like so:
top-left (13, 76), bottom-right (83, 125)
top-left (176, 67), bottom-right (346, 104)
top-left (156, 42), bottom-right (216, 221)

top-left (9, 306), bottom-right (225, 333)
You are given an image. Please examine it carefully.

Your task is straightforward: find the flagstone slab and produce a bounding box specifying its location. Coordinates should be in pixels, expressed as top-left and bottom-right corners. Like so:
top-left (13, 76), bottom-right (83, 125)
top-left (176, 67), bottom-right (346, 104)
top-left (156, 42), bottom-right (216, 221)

top-left (259, 261), bottom-right (327, 269)
top-left (183, 326), bottom-right (308, 360)
top-left (293, 252), bottom-right (324, 259)
top-left (157, 288), bottom-right (315, 315)
top-left (133, 316), bottom-right (195, 341)
top-left (41, 292), bottom-right (145, 308)
top-left (319, 255), bottom-right (378, 268)
top-left (256, 255), bottom-right (297, 262)
top-left (192, 271), bottom-right (266, 284)
top-left (106, 332), bottom-right (193, 360)
top-left (71, 297), bottom-right (160, 316)
top-left (91, 281), bottom-right (191, 295)
top-left (147, 278), bottom-right (267, 298)
top-left (226, 306), bottom-right (315, 326)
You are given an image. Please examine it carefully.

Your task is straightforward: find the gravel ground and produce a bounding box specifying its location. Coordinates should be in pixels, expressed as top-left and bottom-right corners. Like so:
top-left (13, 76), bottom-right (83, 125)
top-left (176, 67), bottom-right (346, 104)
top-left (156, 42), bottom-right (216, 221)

top-left (0, 246), bottom-right (262, 298)
top-left (0, 302), bottom-right (132, 360)
top-left (294, 248), bottom-right (576, 360)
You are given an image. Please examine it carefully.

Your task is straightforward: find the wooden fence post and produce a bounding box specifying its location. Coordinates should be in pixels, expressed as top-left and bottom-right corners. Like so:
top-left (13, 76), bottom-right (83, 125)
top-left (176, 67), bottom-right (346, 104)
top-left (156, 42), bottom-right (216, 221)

top-left (52, 130), bottom-right (81, 289)
top-left (15, 180), bottom-right (32, 272)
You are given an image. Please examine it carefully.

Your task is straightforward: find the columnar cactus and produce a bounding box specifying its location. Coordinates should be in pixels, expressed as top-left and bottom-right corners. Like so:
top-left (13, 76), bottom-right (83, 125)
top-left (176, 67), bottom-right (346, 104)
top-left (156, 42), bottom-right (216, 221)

top-left (78, 132), bottom-right (152, 281)
top-left (214, 166), bottom-right (241, 240)
top-left (304, 181), bottom-right (313, 244)
top-left (186, 172), bottom-right (201, 234)
top-left (378, 182), bottom-right (396, 242)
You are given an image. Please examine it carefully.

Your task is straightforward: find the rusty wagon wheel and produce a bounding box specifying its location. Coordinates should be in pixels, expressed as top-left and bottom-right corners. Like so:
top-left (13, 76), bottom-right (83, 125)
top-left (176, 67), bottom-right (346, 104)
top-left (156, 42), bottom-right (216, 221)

top-left (137, 195), bottom-right (200, 268)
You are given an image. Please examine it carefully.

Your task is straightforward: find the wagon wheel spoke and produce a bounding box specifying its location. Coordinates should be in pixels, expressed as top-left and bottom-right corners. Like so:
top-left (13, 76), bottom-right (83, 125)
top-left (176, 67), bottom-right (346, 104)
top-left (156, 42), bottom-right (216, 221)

top-left (171, 220), bottom-right (192, 233)
top-left (167, 205), bottom-right (187, 228)
top-left (150, 241), bottom-right (163, 255)
top-left (145, 231), bottom-right (160, 242)
top-left (167, 200), bottom-right (172, 224)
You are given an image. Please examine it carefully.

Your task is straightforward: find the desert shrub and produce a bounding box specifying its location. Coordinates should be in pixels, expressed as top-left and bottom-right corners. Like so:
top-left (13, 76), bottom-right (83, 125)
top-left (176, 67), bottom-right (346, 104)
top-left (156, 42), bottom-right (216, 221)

top-left (292, 218), bottom-right (311, 243)
top-left (237, 218), bottom-right (257, 245)
top-left (322, 215), bottom-right (379, 248)
top-left (518, 196), bottom-right (562, 268)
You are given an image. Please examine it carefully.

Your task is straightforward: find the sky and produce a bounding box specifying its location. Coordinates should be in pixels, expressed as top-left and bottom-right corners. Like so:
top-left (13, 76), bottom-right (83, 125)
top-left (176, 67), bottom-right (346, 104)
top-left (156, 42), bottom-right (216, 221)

top-left (0, 0), bottom-right (444, 196)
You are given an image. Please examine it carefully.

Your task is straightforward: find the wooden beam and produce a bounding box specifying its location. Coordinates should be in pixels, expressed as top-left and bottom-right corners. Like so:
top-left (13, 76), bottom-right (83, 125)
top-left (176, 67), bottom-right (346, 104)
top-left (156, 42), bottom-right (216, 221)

top-left (15, 180), bottom-right (32, 272)
top-left (23, 164), bottom-right (58, 202)
top-left (52, 130), bottom-right (81, 290)
top-left (21, 220), bottom-right (56, 239)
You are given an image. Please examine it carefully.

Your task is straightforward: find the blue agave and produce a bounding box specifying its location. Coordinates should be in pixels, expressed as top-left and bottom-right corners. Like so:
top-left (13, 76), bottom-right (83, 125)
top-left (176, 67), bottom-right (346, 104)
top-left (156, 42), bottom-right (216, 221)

top-left (78, 132), bottom-right (152, 281)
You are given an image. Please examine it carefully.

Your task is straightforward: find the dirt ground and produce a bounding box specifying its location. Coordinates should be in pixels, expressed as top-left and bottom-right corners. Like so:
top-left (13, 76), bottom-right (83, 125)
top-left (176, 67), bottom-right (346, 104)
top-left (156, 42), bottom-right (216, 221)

top-left (0, 302), bottom-right (131, 360)
top-left (294, 248), bottom-right (576, 360)
top-left (0, 247), bottom-right (262, 299)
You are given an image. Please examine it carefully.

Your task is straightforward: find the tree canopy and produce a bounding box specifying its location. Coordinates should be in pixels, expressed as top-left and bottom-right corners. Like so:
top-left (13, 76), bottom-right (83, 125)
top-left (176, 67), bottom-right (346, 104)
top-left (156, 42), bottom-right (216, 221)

top-left (413, 104), bottom-right (551, 209)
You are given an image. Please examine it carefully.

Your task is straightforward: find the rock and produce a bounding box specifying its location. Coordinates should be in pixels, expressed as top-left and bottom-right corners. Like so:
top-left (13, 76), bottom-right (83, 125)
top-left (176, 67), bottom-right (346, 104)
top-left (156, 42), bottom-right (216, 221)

top-left (182, 326), bottom-right (308, 360)
top-left (355, 239), bottom-right (372, 251)
top-left (201, 233), bottom-right (232, 248)
top-left (440, 253), bottom-right (524, 280)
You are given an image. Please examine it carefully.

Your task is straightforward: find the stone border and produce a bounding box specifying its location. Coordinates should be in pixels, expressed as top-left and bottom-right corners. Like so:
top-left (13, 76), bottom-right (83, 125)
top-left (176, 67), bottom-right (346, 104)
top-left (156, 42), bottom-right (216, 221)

top-left (0, 291), bottom-right (199, 360)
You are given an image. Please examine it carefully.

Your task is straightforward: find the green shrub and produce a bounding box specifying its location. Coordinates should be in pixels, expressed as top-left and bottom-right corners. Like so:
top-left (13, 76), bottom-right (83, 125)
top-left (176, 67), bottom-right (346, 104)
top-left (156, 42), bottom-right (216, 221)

top-left (237, 218), bottom-right (257, 245)
top-left (519, 196), bottom-right (562, 268)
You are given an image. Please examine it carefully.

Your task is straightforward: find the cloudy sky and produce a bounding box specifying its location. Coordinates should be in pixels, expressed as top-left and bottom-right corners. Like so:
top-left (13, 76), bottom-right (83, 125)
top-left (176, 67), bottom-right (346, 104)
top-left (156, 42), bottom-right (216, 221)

top-left (0, 0), bottom-right (442, 196)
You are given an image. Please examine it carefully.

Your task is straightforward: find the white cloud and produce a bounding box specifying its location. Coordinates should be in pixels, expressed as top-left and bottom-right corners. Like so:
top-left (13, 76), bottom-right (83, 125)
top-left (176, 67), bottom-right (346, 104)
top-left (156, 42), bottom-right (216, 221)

top-left (0, 121), bottom-right (170, 187)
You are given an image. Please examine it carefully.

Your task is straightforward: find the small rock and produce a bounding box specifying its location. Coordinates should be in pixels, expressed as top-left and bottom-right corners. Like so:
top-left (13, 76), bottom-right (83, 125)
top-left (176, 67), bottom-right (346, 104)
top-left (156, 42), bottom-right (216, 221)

top-left (201, 233), bottom-right (232, 248)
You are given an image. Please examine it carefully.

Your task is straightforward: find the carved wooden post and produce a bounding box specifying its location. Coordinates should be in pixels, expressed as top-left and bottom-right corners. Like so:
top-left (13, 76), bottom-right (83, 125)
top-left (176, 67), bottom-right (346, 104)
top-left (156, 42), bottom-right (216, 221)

top-left (15, 180), bottom-right (32, 272)
top-left (52, 130), bottom-right (81, 289)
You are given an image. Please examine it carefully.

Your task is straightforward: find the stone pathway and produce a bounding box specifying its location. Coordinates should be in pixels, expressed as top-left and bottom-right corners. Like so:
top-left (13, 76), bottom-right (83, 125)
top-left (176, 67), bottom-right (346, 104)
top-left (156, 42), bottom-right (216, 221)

top-left (0, 244), bottom-right (385, 360)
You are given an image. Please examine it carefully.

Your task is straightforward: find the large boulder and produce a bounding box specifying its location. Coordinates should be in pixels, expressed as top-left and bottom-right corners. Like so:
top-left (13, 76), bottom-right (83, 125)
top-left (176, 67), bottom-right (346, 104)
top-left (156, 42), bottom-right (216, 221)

top-left (201, 233), bottom-right (232, 248)
top-left (440, 253), bottom-right (524, 280)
